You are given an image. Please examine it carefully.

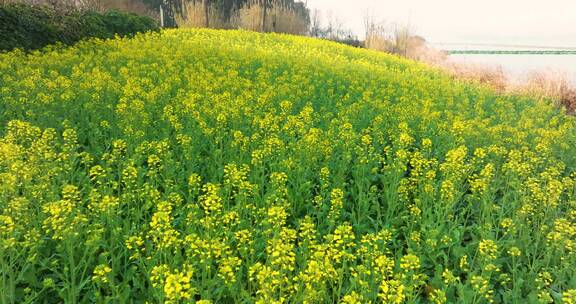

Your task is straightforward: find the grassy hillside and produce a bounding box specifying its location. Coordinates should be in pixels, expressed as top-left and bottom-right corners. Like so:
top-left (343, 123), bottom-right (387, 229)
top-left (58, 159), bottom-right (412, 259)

top-left (0, 29), bottom-right (575, 303)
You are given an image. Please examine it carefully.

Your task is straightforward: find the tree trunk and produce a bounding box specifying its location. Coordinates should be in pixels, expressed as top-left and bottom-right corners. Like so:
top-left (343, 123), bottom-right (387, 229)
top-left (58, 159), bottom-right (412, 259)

top-left (261, 0), bottom-right (267, 32)
top-left (160, 4), bottom-right (164, 27)
top-left (161, 0), bottom-right (178, 28)
top-left (203, 0), bottom-right (209, 28)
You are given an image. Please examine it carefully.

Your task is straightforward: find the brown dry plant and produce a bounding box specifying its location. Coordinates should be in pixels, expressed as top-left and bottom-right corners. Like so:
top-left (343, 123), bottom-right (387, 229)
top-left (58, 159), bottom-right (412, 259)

top-left (176, 1), bottom-right (227, 29)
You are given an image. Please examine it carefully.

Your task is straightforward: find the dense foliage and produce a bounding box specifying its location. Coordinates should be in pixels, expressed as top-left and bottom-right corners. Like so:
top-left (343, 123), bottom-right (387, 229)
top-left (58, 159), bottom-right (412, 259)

top-left (0, 4), bottom-right (158, 52)
top-left (0, 29), bottom-right (575, 303)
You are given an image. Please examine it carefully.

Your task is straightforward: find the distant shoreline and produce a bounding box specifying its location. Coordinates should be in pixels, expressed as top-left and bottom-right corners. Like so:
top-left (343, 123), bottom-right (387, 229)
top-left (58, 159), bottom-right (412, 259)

top-left (447, 50), bottom-right (576, 55)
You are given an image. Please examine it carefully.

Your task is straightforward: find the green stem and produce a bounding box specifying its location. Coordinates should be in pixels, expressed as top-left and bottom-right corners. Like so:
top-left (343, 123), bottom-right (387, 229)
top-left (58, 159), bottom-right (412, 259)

top-left (67, 240), bottom-right (78, 304)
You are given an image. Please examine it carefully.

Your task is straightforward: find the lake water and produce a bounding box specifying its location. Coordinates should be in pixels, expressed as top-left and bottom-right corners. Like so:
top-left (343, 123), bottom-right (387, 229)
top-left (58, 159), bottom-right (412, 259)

top-left (448, 54), bottom-right (576, 86)
top-left (431, 43), bottom-right (576, 85)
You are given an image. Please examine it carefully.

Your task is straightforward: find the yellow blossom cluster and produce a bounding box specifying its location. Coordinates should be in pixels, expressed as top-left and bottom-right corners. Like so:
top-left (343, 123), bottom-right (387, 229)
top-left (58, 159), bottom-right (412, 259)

top-left (0, 29), bottom-right (575, 303)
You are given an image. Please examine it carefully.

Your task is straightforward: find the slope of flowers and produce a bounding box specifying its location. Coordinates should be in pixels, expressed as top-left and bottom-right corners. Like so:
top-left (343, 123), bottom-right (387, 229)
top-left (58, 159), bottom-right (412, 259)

top-left (0, 29), bottom-right (575, 303)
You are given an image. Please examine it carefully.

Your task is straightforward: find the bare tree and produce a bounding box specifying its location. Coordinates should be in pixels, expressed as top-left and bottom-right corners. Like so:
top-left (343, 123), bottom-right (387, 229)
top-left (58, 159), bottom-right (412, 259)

top-left (309, 8), bottom-right (321, 37)
top-left (393, 23), bottom-right (412, 57)
top-left (325, 12), bottom-right (346, 40)
top-left (363, 9), bottom-right (373, 40)
top-left (363, 10), bottom-right (389, 51)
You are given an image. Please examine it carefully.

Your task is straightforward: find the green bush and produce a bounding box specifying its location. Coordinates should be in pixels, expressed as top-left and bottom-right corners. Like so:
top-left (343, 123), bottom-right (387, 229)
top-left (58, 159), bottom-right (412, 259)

top-left (0, 4), bottom-right (159, 52)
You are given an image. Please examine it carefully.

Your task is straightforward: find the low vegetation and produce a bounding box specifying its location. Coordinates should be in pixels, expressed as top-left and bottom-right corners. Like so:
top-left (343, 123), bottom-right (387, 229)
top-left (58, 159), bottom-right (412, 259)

top-left (1, 29), bottom-right (575, 303)
top-left (0, 3), bottom-right (158, 52)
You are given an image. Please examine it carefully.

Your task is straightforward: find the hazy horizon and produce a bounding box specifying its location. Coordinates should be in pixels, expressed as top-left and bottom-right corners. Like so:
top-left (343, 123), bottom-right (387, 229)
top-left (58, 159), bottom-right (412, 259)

top-left (307, 0), bottom-right (576, 47)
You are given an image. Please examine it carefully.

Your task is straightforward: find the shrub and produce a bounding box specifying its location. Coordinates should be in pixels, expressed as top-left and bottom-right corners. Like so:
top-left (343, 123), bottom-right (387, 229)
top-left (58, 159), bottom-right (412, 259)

top-left (0, 3), bottom-right (158, 52)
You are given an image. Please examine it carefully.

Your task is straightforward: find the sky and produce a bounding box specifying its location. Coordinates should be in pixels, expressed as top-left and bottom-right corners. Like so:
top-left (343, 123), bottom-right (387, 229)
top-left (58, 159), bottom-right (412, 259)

top-left (306, 0), bottom-right (576, 47)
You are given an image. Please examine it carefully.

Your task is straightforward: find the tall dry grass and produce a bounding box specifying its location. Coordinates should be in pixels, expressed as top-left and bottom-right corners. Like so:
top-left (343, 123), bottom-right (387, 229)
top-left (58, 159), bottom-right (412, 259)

top-left (515, 70), bottom-right (576, 113)
top-left (440, 60), bottom-right (508, 92)
top-left (231, 0), bottom-right (308, 35)
top-left (174, 0), bottom-right (308, 34)
top-left (230, 0), bottom-right (262, 32)
top-left (176, 1), bottom-right (228, 29)
top-left (363, 16), bottom-right (423, 58)
top-left (363, 15), bottom-right (388, 51)
top-left (437, 60), bottom-right (576, 113)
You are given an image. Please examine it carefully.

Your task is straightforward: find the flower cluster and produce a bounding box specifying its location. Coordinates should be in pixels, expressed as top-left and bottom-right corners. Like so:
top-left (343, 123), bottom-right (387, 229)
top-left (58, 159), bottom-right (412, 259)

top-left (0, 28), bottom-right (575, 303)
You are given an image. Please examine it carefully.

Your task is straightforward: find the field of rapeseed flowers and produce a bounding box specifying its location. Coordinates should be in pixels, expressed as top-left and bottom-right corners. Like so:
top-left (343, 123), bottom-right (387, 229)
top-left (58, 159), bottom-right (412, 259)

top-left (0, 29), bottom-right (575, 303)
